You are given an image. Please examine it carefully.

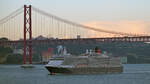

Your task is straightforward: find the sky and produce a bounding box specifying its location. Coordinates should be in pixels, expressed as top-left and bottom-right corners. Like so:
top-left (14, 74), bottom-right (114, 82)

top-left (0, 0), bottom-right (150, 35)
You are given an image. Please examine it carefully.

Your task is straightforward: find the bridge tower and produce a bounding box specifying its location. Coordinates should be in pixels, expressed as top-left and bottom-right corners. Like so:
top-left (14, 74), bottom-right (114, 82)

top-left (24, 5), bottom-right (32, 64)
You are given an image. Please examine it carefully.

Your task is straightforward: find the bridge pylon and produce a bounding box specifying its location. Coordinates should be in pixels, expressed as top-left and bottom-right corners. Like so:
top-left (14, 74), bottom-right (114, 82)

top-left (23, 5), bottom-right (32, 64)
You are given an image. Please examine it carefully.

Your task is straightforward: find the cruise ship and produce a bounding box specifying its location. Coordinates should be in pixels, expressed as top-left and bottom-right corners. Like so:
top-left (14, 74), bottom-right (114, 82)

top-left (45, 47), bottom-right (123, 75)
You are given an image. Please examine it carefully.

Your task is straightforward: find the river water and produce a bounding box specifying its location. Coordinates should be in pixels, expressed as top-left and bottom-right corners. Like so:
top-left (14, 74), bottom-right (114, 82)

top-left (0, 64), bottom-right (150, 84)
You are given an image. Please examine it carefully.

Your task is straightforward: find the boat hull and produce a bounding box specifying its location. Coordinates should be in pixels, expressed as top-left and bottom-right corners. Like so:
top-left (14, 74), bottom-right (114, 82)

top-left (45, 66), bottom-right (123, 75)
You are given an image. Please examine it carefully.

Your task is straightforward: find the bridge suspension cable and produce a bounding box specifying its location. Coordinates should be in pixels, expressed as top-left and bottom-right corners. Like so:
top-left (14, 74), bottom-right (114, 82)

top-left (0, 6), bottom-right (24, 24)
top-left (0, 6), bottom-right (24, 40)
top-left (32, 6), bottom-right (147, 37)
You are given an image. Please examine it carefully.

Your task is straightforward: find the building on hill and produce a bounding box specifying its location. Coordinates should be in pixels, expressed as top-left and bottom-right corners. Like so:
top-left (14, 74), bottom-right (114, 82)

top-left (42, 48), bottom-right (53, 64)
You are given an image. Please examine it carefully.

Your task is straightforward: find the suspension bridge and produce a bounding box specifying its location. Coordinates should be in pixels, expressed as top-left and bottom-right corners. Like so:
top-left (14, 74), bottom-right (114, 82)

top-left (0, 5), bottom-right (150, 64)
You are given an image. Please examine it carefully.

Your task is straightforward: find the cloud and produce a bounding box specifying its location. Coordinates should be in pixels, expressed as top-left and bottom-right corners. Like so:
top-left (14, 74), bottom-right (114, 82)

top-left (82, 21), bottom-right (150, 37)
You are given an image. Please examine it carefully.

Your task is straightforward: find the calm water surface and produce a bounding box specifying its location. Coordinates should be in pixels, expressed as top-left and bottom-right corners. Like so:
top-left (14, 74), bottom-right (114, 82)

top-left (0, 64), bottom-right (150, 84)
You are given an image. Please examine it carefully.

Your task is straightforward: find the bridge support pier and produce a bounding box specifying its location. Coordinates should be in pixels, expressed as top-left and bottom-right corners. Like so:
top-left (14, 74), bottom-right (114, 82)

top-left (23, 5), bottom-right (32, 64)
